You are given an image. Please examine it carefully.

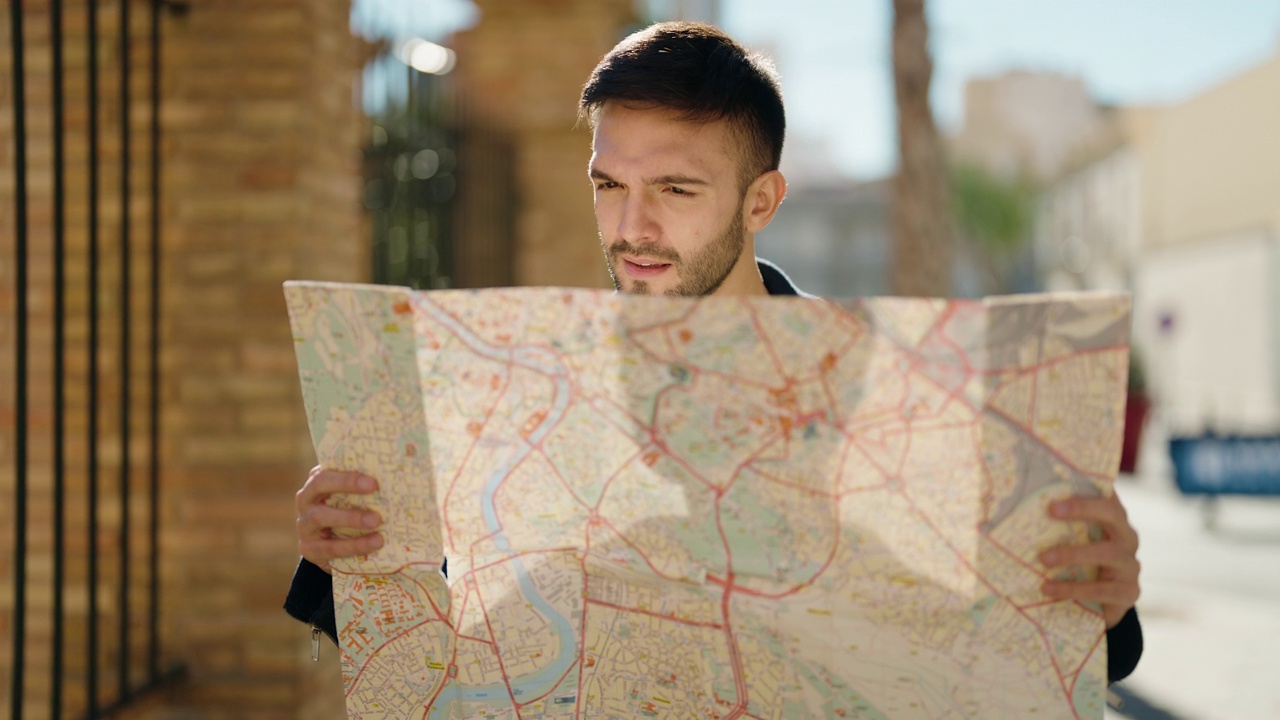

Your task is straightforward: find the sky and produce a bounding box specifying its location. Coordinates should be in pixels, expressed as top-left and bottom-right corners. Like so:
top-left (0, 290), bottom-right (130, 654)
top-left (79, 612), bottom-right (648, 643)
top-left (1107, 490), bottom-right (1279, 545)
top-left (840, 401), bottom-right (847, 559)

top-left (352, 0), bottom-right (1280, 180)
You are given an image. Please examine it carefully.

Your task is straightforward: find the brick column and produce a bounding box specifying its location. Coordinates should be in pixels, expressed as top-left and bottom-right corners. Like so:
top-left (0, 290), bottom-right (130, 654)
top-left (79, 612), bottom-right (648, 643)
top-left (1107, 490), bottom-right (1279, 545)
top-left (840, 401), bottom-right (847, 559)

top-left (455, 0), bottom-right (633, 289)
top-left (1, 1), bottom-right (363, 718)
top-left (157, 1), bottom-right (362, 717)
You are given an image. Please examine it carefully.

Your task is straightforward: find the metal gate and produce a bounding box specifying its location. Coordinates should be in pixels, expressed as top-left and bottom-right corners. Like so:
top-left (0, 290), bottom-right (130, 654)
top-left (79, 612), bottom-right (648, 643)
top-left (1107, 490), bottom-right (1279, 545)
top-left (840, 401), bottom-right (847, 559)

top-left (362, 34), bottom-right (516, 291)
top-left (5, 1), bottom-right (187, 717)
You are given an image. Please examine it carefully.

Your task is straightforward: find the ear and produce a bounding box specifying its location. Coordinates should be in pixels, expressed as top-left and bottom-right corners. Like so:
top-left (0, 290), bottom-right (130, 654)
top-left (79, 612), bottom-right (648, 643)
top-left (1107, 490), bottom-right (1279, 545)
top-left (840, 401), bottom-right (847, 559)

top-left (742, 170), bottom-right (787, 234)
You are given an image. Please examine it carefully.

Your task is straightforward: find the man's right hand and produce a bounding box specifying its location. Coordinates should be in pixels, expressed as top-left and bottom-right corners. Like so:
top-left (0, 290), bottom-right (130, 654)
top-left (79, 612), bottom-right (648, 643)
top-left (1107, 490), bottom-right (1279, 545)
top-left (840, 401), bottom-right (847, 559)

top-left (295, 466), bottom-right (384, 573)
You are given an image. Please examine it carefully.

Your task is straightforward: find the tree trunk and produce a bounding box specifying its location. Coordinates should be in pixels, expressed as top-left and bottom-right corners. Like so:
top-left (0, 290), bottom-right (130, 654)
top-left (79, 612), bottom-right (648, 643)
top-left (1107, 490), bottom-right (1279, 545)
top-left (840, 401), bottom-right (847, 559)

top-left (890, 0), bottom-right (953, 296)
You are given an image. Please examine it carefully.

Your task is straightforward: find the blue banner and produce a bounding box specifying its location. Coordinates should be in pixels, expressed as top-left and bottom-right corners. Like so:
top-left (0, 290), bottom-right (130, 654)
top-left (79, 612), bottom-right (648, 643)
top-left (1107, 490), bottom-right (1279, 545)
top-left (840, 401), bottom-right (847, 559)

top-left (1169, 435), bottom-right (1280, 496)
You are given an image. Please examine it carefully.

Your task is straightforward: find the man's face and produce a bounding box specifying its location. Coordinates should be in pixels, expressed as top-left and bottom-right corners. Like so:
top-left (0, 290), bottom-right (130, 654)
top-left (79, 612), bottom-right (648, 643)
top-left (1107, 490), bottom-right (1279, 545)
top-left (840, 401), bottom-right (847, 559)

top-left (589, 103), bottom-right (754, 297)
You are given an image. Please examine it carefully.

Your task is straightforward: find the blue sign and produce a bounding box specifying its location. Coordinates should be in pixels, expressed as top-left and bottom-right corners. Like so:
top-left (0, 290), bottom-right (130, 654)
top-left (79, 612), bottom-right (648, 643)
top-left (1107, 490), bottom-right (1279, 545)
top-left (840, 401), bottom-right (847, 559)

top-left (1169, 435), bottom-right (1280, 496)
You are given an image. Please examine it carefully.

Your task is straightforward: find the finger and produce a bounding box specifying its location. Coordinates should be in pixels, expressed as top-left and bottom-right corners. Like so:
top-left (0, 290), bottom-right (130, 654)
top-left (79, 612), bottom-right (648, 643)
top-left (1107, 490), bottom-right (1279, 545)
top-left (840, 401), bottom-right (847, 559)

top-left (1039, 542), bottom-right (1137, 572)
top-left (297, 504), bottom-right (383, 540)
top-left (300, 531), bottom-right (385, 566)
top-left (1049, 494), bottom-right (1125, 524)
top-left (1049, 495), bottom-right (1139, 549)
top-left (296, 467), bottom-right (378, 513)
top-left (1041, 578), bottom-right (1140, 607)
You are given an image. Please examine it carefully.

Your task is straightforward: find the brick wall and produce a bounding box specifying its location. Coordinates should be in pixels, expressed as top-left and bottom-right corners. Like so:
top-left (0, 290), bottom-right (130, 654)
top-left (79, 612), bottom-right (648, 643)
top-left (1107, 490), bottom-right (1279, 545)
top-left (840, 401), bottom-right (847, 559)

top-left (455, 0), bottom-right (633, 289)
top-left (156, 1), bottom-right (362, 717)
top-left (3, 2), bottom-right (635, 717)
top-left (1, 1), bottom-right (362, 718)
top-left (1, 2), bottom-right (158, 715)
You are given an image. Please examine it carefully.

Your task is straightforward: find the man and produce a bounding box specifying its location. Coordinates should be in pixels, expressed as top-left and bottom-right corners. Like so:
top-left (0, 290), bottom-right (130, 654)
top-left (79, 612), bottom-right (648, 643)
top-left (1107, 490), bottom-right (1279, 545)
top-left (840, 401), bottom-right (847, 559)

top-left (287, 21), bottom-right (1143, 683)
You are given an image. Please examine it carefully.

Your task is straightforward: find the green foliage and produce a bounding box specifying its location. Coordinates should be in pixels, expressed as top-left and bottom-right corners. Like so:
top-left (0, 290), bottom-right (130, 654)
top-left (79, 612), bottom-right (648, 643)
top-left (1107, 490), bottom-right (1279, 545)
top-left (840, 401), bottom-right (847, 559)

top-left (950, 164), bottom-right (1035, 257)
top-left (1128, 346), bottom-right (1147, 395)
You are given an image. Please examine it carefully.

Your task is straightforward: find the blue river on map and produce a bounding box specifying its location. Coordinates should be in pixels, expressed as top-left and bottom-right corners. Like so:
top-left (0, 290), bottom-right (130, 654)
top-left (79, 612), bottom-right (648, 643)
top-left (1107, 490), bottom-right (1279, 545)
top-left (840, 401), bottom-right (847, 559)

top-left (420, 302), bottom-right (579, 714)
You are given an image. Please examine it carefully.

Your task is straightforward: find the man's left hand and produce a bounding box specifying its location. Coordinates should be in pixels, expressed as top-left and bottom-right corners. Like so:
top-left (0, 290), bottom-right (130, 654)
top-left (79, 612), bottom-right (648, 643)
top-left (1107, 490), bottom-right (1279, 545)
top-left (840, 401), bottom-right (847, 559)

top-left (1038, 492), bottom-right (1141, 629)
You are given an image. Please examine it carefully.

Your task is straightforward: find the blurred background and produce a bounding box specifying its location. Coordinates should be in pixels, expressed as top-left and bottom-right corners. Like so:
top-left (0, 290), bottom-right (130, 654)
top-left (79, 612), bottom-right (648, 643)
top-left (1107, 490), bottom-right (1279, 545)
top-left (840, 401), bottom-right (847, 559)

top-left (3, 0), bottom-right (1279, 718)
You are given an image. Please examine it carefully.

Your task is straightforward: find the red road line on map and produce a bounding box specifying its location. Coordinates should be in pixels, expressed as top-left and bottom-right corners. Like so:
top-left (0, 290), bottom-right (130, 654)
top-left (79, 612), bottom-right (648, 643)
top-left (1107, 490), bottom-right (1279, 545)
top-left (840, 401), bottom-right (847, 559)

top-left (516, 659), bottom-right (582, 709)
top-left (924, 301), bottom-right (961, 349)
top-left (807, 328), bottom-right (870, 430)
top-left (532, 444), bottom-right (597, 514)
top-left (893, 482), bottom-right (1084, 705)
top-left (590, 447), bottom-right (647, 513)
top-left (1067, 631), bottom-right (1106, 698)
top-left (903, 349), bottom-right (981, 417)
top-left (749, 467), bottom-right (841, 499)
top-left (472, 574), bottom-right (526, 720)
top-left (466, 548), bottom-right (579, 576)
top-left (711, 484), bottom-right (750, 720)
top-left (719, 427), bottom-right (787, 492)
top-left (441, 363), bottom-right (514, 553)
top-left (464, 444), bottom-right (544, 558)
top-left (745, 302), bottom-right (789, 383)
top-left (433, 583), bottom-right (474, 712)
top-left (332, 564), bottom-right (453, 629)
top-left (892, 416), bottom-right (914, 477)
top-left (574, 534), bottom-right (591, 720)
top-left (628, 295), bottom-right (704, 337)
top-left (981, 530), bottom-right (1051, 578)
top-left (650, 436), bottom-right (719, 492)
top-left (819, 372), bottom-right (845, 430)
top-left (594, 515), bottom-right (695, 584)
top-left (974, 343), bottom-right (1129, 378)
top-left (986, 405), bottom-right (1112, 481)
top-left (718, 573), bottom-right (749, 720)
top-left (344, 617), bottom-right (445, 697)
top-left (587, 393), bottom-right (648, 438)
top-left (932, 304), bottom-right (978, 374)
top-left (707, 518), bottom-right (842, 601)
top-left (1028, 342), bottom-right (1043, 432)
top-left (847, 430), bottom-right (905, 485)
top-left (1044, 634), bottom-right (1081, 719)
top-left (620, 320), bottom-right (779, 394)
top-left (584, 597), bottom-right (726, 631)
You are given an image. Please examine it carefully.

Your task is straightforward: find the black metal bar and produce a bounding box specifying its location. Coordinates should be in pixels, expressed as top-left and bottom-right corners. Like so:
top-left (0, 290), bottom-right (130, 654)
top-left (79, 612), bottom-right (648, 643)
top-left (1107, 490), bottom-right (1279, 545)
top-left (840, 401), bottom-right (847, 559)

top-left (9, 0), bottom-right (30, 716)
top-left (89, 665), bottom-right (188, 720)
top-left (148, 0), bottom-right (164, 683)
top-left (52, 0), bottom-right (69, 715)
top-left (120, 0), bottom-right (135, 699)
top-left (88, 0), bottom-right (103, 711)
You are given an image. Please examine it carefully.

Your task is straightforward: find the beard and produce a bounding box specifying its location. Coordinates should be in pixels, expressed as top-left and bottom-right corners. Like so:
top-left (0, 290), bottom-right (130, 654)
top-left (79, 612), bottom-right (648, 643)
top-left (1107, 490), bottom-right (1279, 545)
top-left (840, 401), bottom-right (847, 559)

top-left (603, 209), bottom-right (746, 297)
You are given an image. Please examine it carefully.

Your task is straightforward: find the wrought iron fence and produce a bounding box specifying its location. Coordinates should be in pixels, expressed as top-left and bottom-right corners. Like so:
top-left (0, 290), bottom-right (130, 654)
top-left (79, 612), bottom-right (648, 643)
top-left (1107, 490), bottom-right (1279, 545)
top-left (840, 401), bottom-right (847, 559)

top-left (5, 1), bottom-right (187, 717)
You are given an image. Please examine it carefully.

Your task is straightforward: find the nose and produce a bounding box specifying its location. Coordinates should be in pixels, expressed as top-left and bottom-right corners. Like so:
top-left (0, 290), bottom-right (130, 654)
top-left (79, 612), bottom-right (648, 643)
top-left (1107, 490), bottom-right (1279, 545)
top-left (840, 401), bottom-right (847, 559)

top-left (616, 190), bottom-right (659, 245)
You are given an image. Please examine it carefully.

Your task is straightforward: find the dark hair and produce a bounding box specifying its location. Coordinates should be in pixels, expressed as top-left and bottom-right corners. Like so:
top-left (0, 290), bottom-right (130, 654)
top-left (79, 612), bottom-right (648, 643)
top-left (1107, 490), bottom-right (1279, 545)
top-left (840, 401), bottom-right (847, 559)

top-left (579, 22), bottom-right (785, 188)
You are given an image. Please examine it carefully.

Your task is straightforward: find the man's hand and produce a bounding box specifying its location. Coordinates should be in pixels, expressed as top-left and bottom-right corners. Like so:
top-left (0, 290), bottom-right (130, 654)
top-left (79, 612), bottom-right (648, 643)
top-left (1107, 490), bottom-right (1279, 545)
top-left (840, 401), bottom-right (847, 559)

top-left (1039, 492), bottom-right (1141, 629)
top-left (295, 466), bottom-right (384, 573)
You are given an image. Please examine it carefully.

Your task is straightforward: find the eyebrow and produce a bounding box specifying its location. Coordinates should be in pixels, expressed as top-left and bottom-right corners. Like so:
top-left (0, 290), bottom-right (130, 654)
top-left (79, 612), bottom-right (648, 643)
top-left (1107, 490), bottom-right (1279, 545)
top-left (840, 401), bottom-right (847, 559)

top-left (589, 167), bottom-right (711, 187)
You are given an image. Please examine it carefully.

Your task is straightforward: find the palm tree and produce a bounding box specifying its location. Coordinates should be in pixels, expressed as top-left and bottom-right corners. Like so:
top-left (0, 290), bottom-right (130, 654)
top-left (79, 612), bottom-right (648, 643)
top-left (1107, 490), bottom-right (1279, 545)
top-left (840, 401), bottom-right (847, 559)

top-left (890, 0), bottom-right (953, 297)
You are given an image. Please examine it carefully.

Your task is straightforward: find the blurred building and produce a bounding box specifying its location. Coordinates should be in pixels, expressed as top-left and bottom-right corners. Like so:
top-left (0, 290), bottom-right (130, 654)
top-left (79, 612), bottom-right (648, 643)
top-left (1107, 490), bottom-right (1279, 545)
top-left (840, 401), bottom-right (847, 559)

top-left (640, 0), bottom-right (721, 24)
top-left (756, 174), bottom-right (891, 297)
top-left (1036, 48), bottom-right (1280, 434)
top-left (950, 70), bottom-right (1109, 184)
top-left (763, 70), bottom-right (1104, 299)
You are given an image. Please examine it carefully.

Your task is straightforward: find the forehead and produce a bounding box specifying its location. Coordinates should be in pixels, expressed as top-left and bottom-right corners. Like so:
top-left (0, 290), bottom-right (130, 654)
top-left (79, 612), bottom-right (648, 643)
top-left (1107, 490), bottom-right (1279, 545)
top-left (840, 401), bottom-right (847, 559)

top-left (591, 103), bottom-right (739, 178)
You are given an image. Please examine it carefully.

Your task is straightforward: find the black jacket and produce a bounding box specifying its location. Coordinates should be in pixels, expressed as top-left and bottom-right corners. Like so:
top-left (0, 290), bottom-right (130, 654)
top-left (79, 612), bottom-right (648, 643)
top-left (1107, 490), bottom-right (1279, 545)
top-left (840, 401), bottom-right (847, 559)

top-left (285, 258), bottom-right (1143, 682)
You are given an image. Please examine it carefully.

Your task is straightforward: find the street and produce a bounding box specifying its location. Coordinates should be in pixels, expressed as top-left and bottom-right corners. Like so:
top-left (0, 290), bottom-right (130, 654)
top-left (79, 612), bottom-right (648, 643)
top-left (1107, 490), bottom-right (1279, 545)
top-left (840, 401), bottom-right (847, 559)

top-left (1106, 464), bottom-right (1280, 720)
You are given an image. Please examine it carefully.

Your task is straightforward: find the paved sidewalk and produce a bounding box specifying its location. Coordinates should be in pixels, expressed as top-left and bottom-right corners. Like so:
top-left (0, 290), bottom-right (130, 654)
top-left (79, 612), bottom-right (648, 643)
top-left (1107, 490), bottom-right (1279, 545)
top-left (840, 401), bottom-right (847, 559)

top-left (1104, 472), bottom-right (1280, 720)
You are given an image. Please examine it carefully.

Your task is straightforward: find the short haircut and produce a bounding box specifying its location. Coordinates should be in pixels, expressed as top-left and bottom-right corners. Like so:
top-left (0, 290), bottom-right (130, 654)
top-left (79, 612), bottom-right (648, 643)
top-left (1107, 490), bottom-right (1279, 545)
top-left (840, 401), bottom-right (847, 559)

top-left (579, 21), bottom-right (786, 190)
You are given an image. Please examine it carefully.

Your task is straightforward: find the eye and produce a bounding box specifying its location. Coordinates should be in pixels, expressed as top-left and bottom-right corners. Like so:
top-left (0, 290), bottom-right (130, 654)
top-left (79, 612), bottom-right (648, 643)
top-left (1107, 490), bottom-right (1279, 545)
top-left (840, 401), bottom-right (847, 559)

top-left (595, 181), bottom-right (619, 191)
top-left (668, 186), bottom-right (694, 196)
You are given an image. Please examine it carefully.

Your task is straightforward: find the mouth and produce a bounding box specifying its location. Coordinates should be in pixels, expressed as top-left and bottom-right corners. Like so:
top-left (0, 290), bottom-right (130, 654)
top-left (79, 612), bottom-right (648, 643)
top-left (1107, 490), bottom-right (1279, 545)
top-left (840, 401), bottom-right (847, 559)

top-left (621, 257), bottom-right (674, 279)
